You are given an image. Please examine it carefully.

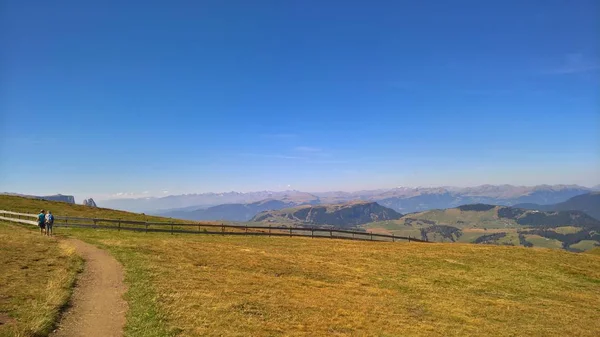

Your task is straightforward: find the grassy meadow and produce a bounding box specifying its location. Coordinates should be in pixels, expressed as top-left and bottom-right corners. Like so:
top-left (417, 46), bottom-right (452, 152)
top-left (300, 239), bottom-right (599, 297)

top-left (50, 227), bottom-right (600, 336)
top-left (0, 222), bottom-right (82, 337)
top-left (1, 196), bottom-right (600, 336)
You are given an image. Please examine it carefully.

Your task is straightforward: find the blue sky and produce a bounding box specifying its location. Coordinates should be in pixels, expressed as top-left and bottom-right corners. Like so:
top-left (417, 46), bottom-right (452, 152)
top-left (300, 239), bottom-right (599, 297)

top-left (1, 0), bottom-right (599, 200)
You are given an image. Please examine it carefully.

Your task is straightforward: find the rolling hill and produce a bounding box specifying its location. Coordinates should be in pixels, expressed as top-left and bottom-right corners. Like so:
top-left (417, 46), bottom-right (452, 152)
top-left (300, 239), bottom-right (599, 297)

top-left (0, 193), bottom-right (75, 204)
top-left (365, 204), bottom-right (600, 251)
top-left (159, 199), bottom-right (297, 221)
top-left (514, 192), bottom-right (600, 220)
top-left (251, 201), bottom-right (402, 227)
top-left (0, 194), bottom-right (189, 223)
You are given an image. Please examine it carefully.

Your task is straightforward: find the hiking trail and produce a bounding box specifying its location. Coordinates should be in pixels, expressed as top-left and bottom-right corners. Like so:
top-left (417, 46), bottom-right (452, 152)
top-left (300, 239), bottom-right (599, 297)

top-left (0, 213), bottom-right (128, 337)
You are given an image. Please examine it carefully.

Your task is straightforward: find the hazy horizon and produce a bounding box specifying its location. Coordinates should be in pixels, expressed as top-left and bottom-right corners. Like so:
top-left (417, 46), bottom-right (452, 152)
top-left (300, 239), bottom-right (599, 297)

top-left (4, 181), bottom-right (600, 203)
top-left (1, 1), bottom-right (598, 200)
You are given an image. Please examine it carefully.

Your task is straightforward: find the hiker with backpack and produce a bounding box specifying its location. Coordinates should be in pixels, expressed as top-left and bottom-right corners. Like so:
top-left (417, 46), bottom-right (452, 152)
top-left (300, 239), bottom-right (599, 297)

top-left (45, 211), bottom-right (55, 236)
top-left (37, 210), bottom-right (46, 235)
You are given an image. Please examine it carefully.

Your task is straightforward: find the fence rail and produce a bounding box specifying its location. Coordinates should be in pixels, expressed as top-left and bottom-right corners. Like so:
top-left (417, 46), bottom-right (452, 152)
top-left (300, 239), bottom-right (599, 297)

top-left (0, 211), bottom-right (427, 243)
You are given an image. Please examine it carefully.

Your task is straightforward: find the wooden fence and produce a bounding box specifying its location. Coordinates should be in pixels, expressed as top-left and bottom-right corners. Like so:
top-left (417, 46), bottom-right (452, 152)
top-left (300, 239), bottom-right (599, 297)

top-left (0, 210), bottom-right (427, 243)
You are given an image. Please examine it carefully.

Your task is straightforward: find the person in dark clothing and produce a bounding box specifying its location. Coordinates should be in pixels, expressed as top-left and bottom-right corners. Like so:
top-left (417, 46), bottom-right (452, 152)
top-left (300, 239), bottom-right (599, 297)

top-left (37, 210), bottom-right (46, 235)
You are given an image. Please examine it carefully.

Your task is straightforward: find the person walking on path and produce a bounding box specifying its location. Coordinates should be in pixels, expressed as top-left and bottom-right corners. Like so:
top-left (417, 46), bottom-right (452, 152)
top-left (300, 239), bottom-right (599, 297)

top-left (37, 210), bottom-right (46, 235)
top-left (45, 211), bottom-right (54, 236)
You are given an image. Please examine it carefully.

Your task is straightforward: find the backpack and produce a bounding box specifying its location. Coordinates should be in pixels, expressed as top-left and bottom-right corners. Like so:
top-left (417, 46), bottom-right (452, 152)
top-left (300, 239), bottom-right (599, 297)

top-left (47, 214), bottom-right (54, 224)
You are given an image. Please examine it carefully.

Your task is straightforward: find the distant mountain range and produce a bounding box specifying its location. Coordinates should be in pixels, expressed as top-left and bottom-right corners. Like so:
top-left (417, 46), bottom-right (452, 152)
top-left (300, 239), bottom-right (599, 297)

top-left (0, 193), bottom-right (75, 204)
top-left (103, 191), bottom-right (320, 213)
top-left (160, 199), bottom-right (297, 222)
top-left (132, 185), bottom-right (599, 221)
top-left (251, 202), bottom-right (402, 227)
top-left (514, 192), bottom-right (600, 220)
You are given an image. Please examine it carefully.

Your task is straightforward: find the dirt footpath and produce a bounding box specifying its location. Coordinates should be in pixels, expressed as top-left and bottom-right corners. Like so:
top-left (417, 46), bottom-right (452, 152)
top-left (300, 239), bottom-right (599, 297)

top-left (51, 239), bottom-right (128, 337)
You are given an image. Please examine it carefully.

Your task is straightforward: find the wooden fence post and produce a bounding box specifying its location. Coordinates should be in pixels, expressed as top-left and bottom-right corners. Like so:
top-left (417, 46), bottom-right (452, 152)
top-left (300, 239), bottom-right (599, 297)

top-left (330, 230), bottom-right (332, 238)
top-left (198, 224), bottom-right (200, 232)
top-left (93, 218), bottom-right (97, 228)
top-left (245, 224), bottom-right (248, 233)
top-left (118, 219), bottom-right (121, 231)
top-left (289, 227), bottom-right (292, 237)
top-left (269, 225), bottom-right (271, 237)
top-left (392, 234), bottom-right (395, 242)
top-left (145, 222), bottom-right (148, 233)
top-left (221, 223), bottom-right (224, 235)
top-left (171, 223), bottom-right (174, 235)
top-left (370, 233), bottom-right (373, 241)
top-left (311, 227), bottom-right (314, 238)
top-left (408, 235), bottom-right (411, 242)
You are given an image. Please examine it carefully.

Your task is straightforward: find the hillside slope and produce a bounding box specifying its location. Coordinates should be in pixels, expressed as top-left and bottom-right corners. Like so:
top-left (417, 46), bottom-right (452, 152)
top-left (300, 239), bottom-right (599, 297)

top-left (514, 192), bottom-right (600, 220)
top-left (252, 201), bottom-right (402, 227)
top-left (1, 193), bottom-right (75, 204)
top-left (0, 195), bottom-right (187, 223)
top-left (365, 204), bottom-right (600, 251)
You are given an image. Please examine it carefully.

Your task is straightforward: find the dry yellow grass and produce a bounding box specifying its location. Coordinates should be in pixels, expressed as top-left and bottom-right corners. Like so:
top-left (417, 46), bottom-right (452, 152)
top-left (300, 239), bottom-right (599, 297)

top-left (65, 228), bottom-right (600, 337)
top-left (3, 196), bottom-right (600, 336)
top-left (0, 222), bottom-right (82, 337)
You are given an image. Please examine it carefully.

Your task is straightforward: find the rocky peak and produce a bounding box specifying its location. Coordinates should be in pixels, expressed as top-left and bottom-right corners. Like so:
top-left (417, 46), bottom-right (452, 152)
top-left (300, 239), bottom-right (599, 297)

top-left (83, 198), bottom-right (97, 207)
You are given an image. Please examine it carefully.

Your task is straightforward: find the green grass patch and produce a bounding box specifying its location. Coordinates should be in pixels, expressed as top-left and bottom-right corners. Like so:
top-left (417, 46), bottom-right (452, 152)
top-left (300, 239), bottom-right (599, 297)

top-left (570, 240), bottom-right (600, 252)
top-left (404, 207), bottom-right (520, 229)
top-left (552, 226), bottom-right (583, 234)
top-left (524, 235), bottom-right (564, 249)
top-left (456, 231), bottom-right (485, 243)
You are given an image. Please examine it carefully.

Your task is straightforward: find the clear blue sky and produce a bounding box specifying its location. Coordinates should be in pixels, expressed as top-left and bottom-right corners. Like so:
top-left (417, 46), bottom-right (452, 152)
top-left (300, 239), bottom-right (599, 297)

top-left (1, 0), bottom-right (599, 200)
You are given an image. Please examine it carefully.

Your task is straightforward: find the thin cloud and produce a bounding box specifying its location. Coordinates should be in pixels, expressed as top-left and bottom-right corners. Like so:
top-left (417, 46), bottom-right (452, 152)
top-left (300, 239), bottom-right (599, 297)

top-left (10, 137), bottom-right (57, 145)
top-left (308, 159), bottom-right (349, 164)
top-left (387, 81), bottom-right (414, 89)
top-left (240, 153), bottom-right (304, 160)
top-left (545, 54), bottom-right (600, 74)
top-left (109, 192), bottom-right (149, 198)
top-left (460, 89), bottom-right (512, 95)
top-left (295, 146), bottom-right (322, 152)
top-left (260, 133), bottom-right (297, 139)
